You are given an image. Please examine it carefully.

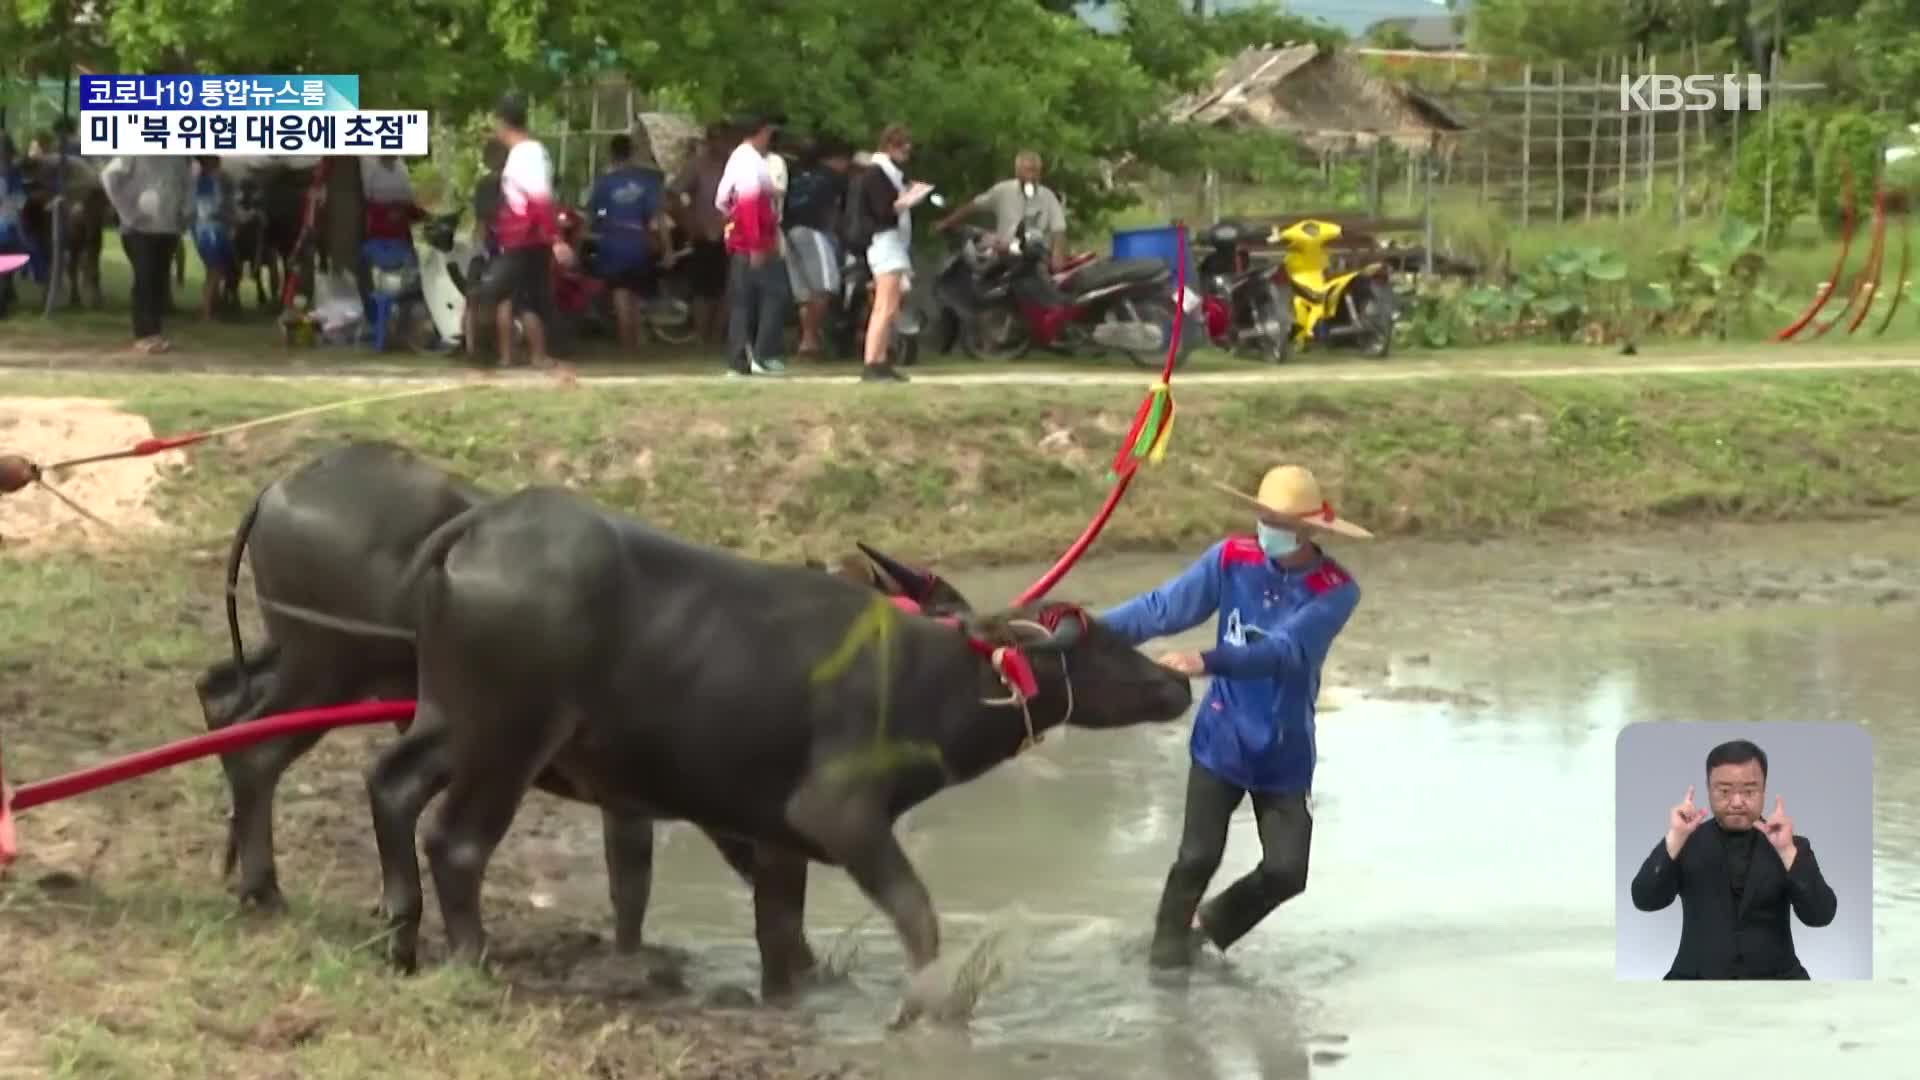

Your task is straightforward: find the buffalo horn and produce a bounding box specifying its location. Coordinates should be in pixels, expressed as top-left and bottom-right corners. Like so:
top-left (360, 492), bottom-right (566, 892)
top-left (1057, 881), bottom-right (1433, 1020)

top-left (856, 542), bottom-right (932, 603)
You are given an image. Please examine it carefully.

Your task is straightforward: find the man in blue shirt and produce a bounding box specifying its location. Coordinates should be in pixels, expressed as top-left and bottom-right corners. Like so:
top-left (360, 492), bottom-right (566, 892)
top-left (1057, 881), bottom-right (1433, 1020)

top-left (587, 134), bottom-right (674, 353)
top-left (1100, 464), bottom-right (1368, 969)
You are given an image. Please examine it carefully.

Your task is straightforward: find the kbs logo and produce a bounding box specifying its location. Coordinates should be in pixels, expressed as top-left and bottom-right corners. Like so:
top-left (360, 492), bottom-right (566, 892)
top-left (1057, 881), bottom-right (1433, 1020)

top-left (1618, 74), bottom-right (1765, 112)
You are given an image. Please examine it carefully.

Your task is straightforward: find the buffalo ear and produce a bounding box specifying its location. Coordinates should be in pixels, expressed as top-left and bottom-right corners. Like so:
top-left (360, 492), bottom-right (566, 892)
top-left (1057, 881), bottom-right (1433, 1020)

top-left (856, 542), bottom-right (932, 602)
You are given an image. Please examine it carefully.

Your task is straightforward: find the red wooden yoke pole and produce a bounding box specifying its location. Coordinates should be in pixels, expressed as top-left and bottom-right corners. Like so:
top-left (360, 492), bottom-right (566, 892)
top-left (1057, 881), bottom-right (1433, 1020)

top-left (1010, 222), bottom-right (1189, 608)
top-left (3, 700), bottom-right (414, 821)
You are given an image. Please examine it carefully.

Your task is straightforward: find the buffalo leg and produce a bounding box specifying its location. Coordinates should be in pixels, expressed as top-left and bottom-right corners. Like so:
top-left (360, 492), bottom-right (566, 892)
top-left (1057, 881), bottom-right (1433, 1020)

top-left (602, 808), bottom-right (654, 955)
top-left (701, 830), bottom-right (818, 994)
top-left (752, 845), bottom-right (817, 1002)
top-left (200, 652), bottom-right (325, 911)
top-left (365, 704), bottom-right (455, 973)
top-left (423, 702), bottom-right (573, 967)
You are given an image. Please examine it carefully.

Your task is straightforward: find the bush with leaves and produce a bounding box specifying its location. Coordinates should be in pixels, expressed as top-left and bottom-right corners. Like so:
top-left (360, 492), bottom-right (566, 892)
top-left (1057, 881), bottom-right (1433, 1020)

top-left (1814, 110), bottom-right (1893, 233)
top-left (1728, 106), bottom-right (1815, 248)
top-left (1637, 218), bottom-right (1793, 339)
top-left (1458, 246), bottom-right (1629, 342)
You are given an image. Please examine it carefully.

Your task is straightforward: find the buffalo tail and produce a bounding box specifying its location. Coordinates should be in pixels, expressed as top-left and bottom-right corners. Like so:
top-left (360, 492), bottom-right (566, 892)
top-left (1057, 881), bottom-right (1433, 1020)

top-left (222, 486), bottom-right (267, 694)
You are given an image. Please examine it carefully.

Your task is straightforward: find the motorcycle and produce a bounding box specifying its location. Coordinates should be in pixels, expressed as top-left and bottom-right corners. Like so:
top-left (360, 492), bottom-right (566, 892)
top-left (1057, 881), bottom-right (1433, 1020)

top-left (957, 223), bottom-right (1197, 368)
top-left (1269, 218), bottom-right (1396, 360)
top-left (554, 205), bottom-right (698, 348)
top-left (419, 209), bottom-right (484, 349)
top-left (1193, 218), bottom-right (1294, 363)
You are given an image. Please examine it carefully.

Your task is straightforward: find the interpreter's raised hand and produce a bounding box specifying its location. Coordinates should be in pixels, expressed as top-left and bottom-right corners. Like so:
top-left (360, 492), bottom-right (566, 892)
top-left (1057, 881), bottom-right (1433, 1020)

top-left (1665, 785), bottom-right (1709, 857)
top-left (1758, 795), bottom-right (1798, 869)
top-left (1156, 651), bottom-right (1205, 677)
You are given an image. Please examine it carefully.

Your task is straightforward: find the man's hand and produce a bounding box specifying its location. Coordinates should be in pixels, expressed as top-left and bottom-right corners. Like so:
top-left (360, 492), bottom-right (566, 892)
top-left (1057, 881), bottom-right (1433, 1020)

top-left (1665, 785), bottom-right (1709, 858)
top-left (1156, 651), bottom-right (1205, 677)
top-left (1758, 795), bottom-right (1798, 870)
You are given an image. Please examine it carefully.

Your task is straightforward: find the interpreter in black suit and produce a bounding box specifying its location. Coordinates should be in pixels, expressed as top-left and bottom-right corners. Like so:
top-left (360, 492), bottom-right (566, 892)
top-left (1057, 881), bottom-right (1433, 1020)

top-left (1629, 739), bottom-right (1839, 979)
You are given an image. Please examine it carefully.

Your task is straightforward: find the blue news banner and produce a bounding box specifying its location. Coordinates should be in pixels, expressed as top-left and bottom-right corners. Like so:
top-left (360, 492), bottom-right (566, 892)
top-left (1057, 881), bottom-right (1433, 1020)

top-left (79, 75), bottom-right (427, 157)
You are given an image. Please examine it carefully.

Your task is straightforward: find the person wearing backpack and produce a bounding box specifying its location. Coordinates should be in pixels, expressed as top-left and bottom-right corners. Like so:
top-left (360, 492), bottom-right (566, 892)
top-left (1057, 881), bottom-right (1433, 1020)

top-left (849, 124), bottom-right (931, 384)
top-left (783, 136), bottom-right (852, 358)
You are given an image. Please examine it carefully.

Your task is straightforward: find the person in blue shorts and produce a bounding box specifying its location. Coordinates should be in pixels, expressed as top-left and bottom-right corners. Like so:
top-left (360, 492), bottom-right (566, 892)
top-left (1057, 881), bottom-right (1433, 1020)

top-left (588, 134), bottom-right (675, 353)
top-left (0, 134), bottom-right (29, 320)
top-left (1099, 464), bottom-right (1370, 969)
top-left (191, 156), bottom-right (237, 319)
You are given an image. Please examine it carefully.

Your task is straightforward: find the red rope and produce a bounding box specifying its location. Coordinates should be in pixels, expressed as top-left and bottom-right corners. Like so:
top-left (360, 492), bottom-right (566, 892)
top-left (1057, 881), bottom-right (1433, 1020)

top-left (1010, 224), bottom-right (1188, 608)
top-left (6, 701), bottom-right (414, 815)
top-left (1775, 170), bottom-right (1855, 342)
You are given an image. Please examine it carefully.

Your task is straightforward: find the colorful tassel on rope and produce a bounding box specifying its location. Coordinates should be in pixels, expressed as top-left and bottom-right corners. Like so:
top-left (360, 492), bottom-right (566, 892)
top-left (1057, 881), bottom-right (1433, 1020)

top-left (1110, 381), bottom-right (1175, 480)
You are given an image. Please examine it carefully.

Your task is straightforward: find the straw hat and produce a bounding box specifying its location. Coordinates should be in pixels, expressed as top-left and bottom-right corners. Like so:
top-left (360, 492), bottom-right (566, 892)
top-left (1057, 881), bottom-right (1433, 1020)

top-left (1212, 465), bottom-right (1373, 539)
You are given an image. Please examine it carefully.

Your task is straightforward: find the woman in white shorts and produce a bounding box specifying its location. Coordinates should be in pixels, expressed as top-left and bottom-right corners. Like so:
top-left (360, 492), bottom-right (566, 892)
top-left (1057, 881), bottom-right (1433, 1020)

top-left (854, 124), bottom-right (929, 382)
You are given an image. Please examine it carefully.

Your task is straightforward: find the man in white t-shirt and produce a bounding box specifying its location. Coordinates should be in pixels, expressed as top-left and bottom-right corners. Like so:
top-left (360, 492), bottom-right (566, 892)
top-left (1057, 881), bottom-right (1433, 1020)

top-left (714, 112), bottom-right (790, 377)
top-left (467, 94), bottom-right (562, 368)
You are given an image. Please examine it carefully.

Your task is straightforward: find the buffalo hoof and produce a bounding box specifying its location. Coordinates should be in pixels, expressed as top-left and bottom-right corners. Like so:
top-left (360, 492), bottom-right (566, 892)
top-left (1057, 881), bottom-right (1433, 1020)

top-left (386, 940), bottom-right (419, 975)
top-left (235, 883), bottom-right (289, 915)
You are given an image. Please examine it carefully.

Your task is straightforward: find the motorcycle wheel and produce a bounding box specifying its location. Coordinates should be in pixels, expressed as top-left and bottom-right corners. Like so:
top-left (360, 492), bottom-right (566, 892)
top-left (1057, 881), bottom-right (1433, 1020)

top-left (1357, 286), bottom-right (1395, 359)
top-left (1237, 284), bottom-right (1294, 365)
top-left (1124, 297), bottom-right (1194, 370)
top-left (963, 305), bottom-right (1032, 361)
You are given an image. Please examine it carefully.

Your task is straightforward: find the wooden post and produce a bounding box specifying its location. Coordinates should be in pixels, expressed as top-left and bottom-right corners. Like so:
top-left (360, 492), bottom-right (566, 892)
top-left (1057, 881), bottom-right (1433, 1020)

top-left (1731, 59), bottom-right (1742, 197)
top-left (1369, 138), bottom-right (1383, 216)
top-left (1554, 61), bottom-right (1566, 222)
top-left (1520, 62), bottom-right (1533, 226)
top-left (1675, 58), bottom-right (1687, 223)
top-left (1585, 56), bottom-right (1604, 221)
top-left (588, 85), bottom-right (601, 181)
top-left (1480, 129), bottom-right (1490, 203)
top-left (1691, 39), bottom-right (1708, 166)
top-left (1618, 52), bottom-right (1631, 221)
top-left (1643, 51), bottom-right (1656, 214)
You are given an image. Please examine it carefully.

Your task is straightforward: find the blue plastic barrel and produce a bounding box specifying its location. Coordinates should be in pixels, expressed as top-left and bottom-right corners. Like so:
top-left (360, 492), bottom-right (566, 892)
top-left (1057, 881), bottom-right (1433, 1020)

top-left (1110, 224), bottom-right (1197, 283)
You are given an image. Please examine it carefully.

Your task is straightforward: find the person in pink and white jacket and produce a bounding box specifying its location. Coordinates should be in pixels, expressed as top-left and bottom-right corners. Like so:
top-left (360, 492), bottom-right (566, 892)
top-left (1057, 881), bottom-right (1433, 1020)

top-left (714, 112), bottom-right (790, 378)
top-left (467, 93), bottom-right (562, 369)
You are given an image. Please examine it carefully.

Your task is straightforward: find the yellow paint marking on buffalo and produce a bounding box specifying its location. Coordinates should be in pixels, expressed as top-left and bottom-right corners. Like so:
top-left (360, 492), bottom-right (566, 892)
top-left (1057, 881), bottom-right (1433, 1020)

top-left (812, 595), bottom-right (944, 784)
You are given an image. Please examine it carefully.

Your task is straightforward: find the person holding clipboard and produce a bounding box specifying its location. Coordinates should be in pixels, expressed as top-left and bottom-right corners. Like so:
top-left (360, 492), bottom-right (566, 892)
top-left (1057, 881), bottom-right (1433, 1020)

top-left (848, 124), bottom-right (932, 384)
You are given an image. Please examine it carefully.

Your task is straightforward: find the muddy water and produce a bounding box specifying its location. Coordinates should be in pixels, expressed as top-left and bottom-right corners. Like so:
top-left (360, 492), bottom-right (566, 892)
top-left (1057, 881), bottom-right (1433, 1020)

top-left (527, 521), bottom-right (1920, 1077)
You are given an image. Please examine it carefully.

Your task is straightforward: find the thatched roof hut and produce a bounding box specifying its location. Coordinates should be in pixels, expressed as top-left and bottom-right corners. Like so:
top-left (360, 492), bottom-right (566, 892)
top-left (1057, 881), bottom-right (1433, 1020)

top-left (1171, 43), bottom-right (1466, 154)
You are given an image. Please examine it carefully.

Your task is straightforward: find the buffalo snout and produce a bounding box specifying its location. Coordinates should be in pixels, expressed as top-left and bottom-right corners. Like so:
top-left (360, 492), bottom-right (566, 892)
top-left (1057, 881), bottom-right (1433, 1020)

top-left (1056, 620), bottom-right (1194, 729)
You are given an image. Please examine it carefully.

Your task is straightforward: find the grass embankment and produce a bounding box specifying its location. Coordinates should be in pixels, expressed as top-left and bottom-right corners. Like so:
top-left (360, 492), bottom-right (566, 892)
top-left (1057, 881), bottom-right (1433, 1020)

top-left (1, 370), bottom-right (1917, 1076)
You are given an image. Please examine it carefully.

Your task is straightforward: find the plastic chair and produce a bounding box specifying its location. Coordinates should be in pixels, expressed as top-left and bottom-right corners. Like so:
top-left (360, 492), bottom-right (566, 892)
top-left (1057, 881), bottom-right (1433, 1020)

top-left (362, 238), bottom-right (415, 351)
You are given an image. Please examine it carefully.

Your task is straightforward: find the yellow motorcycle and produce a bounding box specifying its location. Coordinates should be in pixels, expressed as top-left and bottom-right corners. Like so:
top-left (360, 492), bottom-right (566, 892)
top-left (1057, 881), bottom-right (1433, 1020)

top-left (1269, 219), bottom-right (1397, 360)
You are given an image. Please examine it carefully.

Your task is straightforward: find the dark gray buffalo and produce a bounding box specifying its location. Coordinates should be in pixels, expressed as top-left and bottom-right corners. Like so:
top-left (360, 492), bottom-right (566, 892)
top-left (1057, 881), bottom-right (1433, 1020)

top-left (197, 442), bottom-right (969, 961)
top-left (365, 486), bottom-right (1194, 1005)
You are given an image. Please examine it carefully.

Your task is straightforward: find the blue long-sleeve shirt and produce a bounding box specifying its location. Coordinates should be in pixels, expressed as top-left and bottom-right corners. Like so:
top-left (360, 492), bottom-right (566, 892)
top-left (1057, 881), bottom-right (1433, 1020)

top-left (1100, 535), bottom-right (1360, 793)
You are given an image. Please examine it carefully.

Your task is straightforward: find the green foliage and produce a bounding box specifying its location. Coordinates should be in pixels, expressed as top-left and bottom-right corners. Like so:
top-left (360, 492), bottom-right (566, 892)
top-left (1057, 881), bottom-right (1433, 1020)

top-left (1728, 106), bottom-right (1814, 248)
top-left (1424, 220), bottom-right (1799, 348)
top-left (1458, 246), bottom-right (1629, 342)
top-left (1814, 110), bottom-right (1891, 233)
top-left (1466, 0), bottom-right (1633, 61)
top-left (1645, 217), bottom-right (1791, 338)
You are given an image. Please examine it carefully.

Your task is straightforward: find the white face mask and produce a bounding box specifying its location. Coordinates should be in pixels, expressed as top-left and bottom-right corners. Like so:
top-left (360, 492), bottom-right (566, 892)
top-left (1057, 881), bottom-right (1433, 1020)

top-left (1256, 521), bottom-right (1300, 559)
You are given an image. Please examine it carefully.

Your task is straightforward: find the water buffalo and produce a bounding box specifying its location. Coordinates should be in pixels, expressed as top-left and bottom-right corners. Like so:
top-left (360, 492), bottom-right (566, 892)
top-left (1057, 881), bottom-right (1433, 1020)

top-left (199, 442), bottom-right (969, 963)
top-left (365, 486), bottom-right (1193, 1005)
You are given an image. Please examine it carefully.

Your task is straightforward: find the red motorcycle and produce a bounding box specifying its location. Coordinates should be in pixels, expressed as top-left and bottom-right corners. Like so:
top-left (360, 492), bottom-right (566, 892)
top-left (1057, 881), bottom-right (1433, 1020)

top-left (551, 205), bottom-right (696, 347)
top-left (959, 225), bottom-right (1196, 369)
top-left (1191, 219), bottom-right (1294, 363)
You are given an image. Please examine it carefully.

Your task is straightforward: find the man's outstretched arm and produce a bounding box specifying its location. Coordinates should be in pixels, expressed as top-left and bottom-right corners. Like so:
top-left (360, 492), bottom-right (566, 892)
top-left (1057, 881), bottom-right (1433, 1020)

top-left (1098, 544), bottom-right (1223, 647)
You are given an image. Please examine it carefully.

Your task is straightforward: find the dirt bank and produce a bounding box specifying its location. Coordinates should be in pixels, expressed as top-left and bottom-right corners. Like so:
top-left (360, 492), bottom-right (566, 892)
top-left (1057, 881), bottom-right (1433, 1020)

top-left (0, 397), bottom-right (181, 550)
top-left (0, 368), bottom-right (1914, 563)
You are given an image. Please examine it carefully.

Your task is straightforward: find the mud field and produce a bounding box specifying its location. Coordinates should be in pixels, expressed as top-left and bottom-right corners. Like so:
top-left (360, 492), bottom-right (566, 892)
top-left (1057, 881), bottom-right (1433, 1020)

top-left (4, 506), bottom-right (1917, 1076)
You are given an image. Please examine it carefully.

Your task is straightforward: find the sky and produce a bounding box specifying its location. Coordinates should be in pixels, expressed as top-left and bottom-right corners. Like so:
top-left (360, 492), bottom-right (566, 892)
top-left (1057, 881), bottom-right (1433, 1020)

top-left (1076, 0), bottom-right (1458, 38)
